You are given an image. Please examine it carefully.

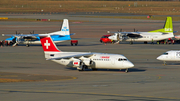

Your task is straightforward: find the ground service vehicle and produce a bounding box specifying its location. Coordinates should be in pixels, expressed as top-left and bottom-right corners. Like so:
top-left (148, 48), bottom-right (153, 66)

top-left (100, 35), bottom-right (112, 43)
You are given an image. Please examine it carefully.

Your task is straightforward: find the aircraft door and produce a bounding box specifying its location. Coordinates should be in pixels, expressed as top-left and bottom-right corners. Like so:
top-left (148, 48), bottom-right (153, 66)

top-left (111, 58), bottom-right (115, 65)
top-left (176, 52), bottom-right (180, 59)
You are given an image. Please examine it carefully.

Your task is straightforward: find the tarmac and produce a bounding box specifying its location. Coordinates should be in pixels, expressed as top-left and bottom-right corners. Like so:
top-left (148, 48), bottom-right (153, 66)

top-left (0, 13), bottom-right (180, 101)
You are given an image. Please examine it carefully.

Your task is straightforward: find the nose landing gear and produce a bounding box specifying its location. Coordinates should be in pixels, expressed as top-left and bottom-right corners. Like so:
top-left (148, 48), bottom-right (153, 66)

top-left (125, 69), bottom-right (128, 73)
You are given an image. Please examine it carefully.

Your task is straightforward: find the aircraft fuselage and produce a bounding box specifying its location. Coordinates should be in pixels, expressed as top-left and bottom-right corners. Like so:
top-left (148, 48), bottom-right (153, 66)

top-left (157, 50), bottom-right (180, 61)
top-left (48, 52), bottom-right (134, 69)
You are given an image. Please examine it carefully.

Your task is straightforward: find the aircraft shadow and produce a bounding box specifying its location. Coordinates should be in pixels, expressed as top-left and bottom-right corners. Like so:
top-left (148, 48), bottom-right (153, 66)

top-left (166, 63), bottom-right (180, 65)
top-left (66, 67), bottom-right (146, 72)
top-left (126, 68), bottom-right (146, 72)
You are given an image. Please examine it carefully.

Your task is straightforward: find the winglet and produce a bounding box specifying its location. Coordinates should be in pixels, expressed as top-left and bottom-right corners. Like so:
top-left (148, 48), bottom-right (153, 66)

top-left (40, 35), bottom-right (61, 53)
top-left (149, 17), bottom-right (173, 33)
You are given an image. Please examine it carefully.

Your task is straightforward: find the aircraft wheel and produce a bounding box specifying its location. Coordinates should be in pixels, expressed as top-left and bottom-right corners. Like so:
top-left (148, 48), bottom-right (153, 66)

top-left (26, 44), bottom-right (29, 47)
top-left (144, 41), bottom-right (147, 44)
top-left (130, 41), bottom-right (133, 45)
top-left (125, 69), bottom-right (128, 73)
top-left (82, 65), bottom-right (87, 71)
top-left (92, 68), bottom-right (98, 71)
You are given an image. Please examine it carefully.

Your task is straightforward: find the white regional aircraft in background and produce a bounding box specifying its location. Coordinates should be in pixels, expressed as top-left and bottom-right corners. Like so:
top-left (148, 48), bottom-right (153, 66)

top-left (2, 19), bottom-right (73, 47)
top-left (108, 17), bottom-right (175, 44)
top-left (157, 50), bottom-right (180, 65)
top-left (39, 35), bottom-right (134, 72)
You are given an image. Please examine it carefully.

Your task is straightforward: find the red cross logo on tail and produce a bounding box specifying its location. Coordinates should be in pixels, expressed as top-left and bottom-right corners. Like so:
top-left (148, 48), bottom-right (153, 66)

top-left (40, 36), bottom-right (60, 52)
top-left (44, 40), bottom-right (50, 49)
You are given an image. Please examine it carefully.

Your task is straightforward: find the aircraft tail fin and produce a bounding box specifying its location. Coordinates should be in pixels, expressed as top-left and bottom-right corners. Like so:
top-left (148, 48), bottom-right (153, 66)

top-left (49, 19), bottom-right (70, 35)
top-left (60, 19), bottom-right (70, 35)
top-left (40, 35), bottom-right (61, 53)
top-left (149, 17), bottom-right (173, 33)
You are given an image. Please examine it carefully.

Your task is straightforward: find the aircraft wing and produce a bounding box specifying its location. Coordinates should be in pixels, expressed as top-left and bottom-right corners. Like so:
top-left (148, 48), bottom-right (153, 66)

top-left (125, 33), bottom-right (141, 37)
top-left (114, 32), bottom-right (141, 38)
top-left (2, 34), bottom-right (14, 36)
top-left (2, 33), bottom-right (70, 37)
top-left (2, 34), bottom-right (39, 37)
top-left (47, 53), bottom-right (94, 60)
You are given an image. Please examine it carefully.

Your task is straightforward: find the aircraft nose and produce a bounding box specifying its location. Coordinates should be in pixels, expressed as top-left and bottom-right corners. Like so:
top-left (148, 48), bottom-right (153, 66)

top-left (157, 55), bottom-right (162, 60)
top-left (124, 61), bottom-right (134, 68)
top-left (108, 36), bottom-right (113, 40)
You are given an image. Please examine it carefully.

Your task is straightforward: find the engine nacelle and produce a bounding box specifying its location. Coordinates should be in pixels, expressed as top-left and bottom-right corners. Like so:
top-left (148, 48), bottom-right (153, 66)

top-left (71, 57), bottom-right (93, 67)
top-left (72, 59), bottom-right (81, 67)
top-left (79, 57), bottom-right (93, 66)
top-left (83, 58), bottom-right (91, 66)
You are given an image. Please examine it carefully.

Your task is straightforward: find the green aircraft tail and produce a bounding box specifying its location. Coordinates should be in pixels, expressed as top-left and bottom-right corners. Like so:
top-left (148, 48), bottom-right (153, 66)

top-left (149, 17), bottom-right (173, 33)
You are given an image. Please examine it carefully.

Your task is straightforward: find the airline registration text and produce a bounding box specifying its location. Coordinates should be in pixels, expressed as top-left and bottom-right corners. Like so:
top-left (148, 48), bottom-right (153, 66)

top-left (74, 62), bottom-right (79, 65)
top-left (100, 56), bottom-right (110, 59)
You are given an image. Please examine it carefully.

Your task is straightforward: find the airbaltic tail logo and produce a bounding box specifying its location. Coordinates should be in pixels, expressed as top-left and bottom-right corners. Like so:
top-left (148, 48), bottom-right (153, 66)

top-left (165, 28), bottom-right (172, 32)
top-left (40, 36), bottom-right (60, 52)
top-left (149, 17), bottom-right (173, 33)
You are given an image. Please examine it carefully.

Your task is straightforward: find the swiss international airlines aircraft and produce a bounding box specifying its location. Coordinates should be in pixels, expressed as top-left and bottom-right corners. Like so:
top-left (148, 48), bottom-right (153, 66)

top-left (39, 35), bottom-right (134, 72)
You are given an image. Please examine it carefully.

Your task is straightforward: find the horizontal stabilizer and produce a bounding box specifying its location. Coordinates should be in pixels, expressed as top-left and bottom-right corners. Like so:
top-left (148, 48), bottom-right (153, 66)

top-left (70, 33), bottom-right (75, 36)
top-left (173, 31), bottom-right (178, 33)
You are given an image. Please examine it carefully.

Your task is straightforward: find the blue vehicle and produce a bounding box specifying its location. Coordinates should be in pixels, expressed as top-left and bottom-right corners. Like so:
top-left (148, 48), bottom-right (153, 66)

top-left (2, 19), bottom-right (74, 47)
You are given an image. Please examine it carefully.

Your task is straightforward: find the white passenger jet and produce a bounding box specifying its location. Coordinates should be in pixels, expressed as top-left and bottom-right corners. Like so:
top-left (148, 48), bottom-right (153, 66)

top-left (2, 19), bottom-right (74, 47)
top-left (157, 50), bottom-right (180, 65)
top-left (108, 17), bottom-right (175, 44)
top-left (39, 35), bottom-right (134, 72)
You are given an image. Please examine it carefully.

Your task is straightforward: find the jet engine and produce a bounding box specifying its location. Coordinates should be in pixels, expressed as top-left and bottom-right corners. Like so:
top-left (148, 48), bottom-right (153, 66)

top-left (72, 59), bottom-right (81, 67)
top-left (82, 58), bottom-right (92, 66)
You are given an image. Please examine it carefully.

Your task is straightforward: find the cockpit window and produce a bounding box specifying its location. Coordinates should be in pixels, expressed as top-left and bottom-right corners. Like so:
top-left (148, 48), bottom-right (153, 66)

top-left (118, 58), bottom-right (122, 61)
top-left (163, 53), bottom-right (168, 55)
top-left (118, 58), bottom-right (127, 61)
top-left (101, 36), bottom-right (108, 38)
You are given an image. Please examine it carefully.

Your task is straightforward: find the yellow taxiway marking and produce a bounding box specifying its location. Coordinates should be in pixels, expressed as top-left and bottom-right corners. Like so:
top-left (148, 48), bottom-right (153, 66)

top-left (0, 76), bottom-right (77, 83)
top-left (1, 89), bottom-right (180, 100)
top-left (0, 75), bottom-right (18, 77)
top-left (158, 76), bottom-right (161, 79)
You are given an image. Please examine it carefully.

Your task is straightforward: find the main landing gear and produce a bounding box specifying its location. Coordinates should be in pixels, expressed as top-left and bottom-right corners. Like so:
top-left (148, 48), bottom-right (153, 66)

top-left (130, 41), bottom-right (133, 45)
top-left (78, 65), bottom-right (88, 71)
top-left (26, 44), bottom-right (29, 47)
